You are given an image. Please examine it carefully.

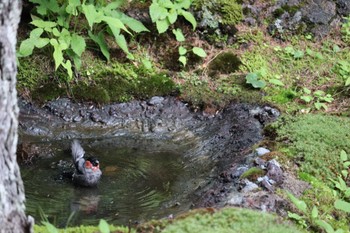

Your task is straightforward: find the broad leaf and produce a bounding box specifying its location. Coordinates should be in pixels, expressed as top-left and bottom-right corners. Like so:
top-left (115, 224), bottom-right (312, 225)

top-left (345, 77), bottom-right (350, 86)
top-left (180, 10), bottom-right (197, 30)
top-left (31, 20), bottom-right (57, 31)
top-left (62, 60), bottom-right (73, 81)
top-left (71, 34), bottom-right (86, 56)
top-left (35, 38), bottom-right (50, 48)
top-left (340, 150), bottom-right (348, 162)
top-left (99, 219), bottom-right (110, 233)
top-left (311, 206), bottom-right (318, 219)
top-left (179, 46), bottom-right (187, 55)
top-left (286, 191), bottom-right (307, 213)
top-left (115, 34), bottom-right (130, 55)
top-left (168, 9), bottom-right (178, 24)
top-left (30, 28), bottom-right (44, 38)
top-left (51, 40), bottom-right (64, 70)
top-left (315, 220), bottom-right (335, 233)
top-left (179, 55), bottom-right (187, 66)
top-left (19, 39), bottom-right (35, 57)
top-left (156, 19), bottom-right (170, 33)
top-left (246, 73), bottom-right (266, 89)
top-left (192, 47), bottom-right (207, 57)
top-left (82, 4), bottom-right (100, 29)
top-left (334, 199), bottom-right (350, 213)
top-left (66, 0), bottom-right (81, 16)
top-left (269, 79), bottom-right (284, 86)
top-left (103, 16), bottom-right (131, 34)
top-left (118, 13), bottom-right (149, 33)
top-left (149, 2), bottom-right (168, 22)
top-left (172, 28), bottom-right (185, 42)
top-left (88, 31), bottom-right (110, 61)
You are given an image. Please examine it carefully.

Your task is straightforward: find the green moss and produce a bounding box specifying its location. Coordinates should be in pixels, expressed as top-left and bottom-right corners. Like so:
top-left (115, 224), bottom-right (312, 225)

top-left (208, 51), bottom-right (241, 76)
top-left (193, 0), bottom-right (243, 26)
top-left (220, 0), bottom-right (243, 25)
top-left (272, 114), bottom-right (350, 183)
top-left (240, 167), bottom-right (266, 180)
top-left (32, 83), bottom-right (66, 102)
top-left (161, 208), bottom-right (304, 233)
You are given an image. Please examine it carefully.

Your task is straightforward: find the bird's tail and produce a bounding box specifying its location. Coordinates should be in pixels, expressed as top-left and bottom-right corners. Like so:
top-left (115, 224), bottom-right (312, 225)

top-left (71, 140), bottom-right (85, 163)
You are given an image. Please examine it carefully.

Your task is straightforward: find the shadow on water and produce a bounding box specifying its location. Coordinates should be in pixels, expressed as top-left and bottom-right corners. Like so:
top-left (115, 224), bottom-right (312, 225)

top-left (21, 137), bottom-right (198, 227)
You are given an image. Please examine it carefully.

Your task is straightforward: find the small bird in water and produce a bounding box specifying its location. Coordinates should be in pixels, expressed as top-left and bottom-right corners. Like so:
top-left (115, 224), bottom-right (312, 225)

top-left (71, 140), bottom-right (102, 187)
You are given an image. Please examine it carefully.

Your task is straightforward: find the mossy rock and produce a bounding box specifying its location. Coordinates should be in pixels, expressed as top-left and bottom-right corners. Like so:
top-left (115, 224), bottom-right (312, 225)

top-left (160, 207), bottom-right (304, 233)
top-left (240, 167), bottom-right (266, 181)
top-left (208, 51), bottom-right (241, 76)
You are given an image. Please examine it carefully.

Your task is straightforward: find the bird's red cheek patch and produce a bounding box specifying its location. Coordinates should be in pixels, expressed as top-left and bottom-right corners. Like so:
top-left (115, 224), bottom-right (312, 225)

top-left (85, 161), bottom-right (92, 169)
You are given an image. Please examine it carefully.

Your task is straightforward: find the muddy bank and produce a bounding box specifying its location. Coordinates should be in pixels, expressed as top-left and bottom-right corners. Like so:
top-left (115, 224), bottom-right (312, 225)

top-left (18, 97), bottom-right (281, 223)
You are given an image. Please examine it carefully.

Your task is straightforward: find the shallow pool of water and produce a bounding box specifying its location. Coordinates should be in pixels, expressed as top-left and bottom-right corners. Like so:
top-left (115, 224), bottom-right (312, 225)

top-left (21, 137), bottom-right (198, 227)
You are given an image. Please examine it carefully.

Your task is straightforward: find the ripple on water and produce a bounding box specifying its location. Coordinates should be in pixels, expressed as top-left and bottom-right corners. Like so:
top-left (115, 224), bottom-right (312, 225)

top-left (21, 137), bottom-right (196, 227)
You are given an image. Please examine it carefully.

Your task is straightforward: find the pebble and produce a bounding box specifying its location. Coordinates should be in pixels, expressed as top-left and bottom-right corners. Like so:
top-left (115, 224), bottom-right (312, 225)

top-left (255, 147), bottom-right (270, 156)
top-left (148, 96), bottom-right (164, 106)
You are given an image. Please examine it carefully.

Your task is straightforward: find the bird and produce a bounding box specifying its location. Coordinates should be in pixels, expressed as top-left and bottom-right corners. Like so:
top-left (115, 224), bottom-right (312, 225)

top-left (71, 140), bottom-right (102, 187)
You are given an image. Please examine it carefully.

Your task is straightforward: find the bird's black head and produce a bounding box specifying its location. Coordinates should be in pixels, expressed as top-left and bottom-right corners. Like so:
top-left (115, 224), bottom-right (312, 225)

top-left (86, 157), bottom-right (99, 166)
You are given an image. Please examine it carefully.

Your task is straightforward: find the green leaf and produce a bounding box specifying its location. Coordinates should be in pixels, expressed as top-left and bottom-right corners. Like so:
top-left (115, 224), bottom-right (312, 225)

top-left (62, 60), bottom-right (73, 81)
top-left (156, 19), bottom-right (170, 33)
top-left (268, 79), bottom-right (284, 86)
top-left (35, 38), bottom-right (50, 48)
top-left (168, 9), bottom-right (178, 24)
top-left (30, 28), bottom-right (44, 38)
top-left (99, 219), bottom-right (110, 233)
top-left (66, 0), bottom-right (81, 16)
top-left (177, 0), bottom-right (191, 9)
top-left (31, 0), bottom-right (60, 15)
top-left (300, 95), bottom-right (312, 103)
top-left (103, 16), bottom-right (131, 34)
top-left (311, 206), bottom-right (318, 219)
top-left (340, 150), bottom-right (348, 162)
top-left (180, 10), bottom-right (197, 30)
top-left (42, 222), bottom-right (59, 233)
top-left (82, 4), bottom-right (102, 29)
top-left (142, 59), bottom-right (153, 70)
top-left (246, 73), bottom-right (266, 89)
top-left (315, 220), bottom-right (335, 233)
top-left (160, 0), bottom-right (174, 8)
top-left (115, 34), bottom-right (130, 55)
top-left (287, 212), bottom-right (303, 221)
top-left (88, 31), bottom-right (110, 61)
top-left (293, 50), bottom-right (304, 59)
top-left (345, 77), bottom-right (350, 86)
top-left (149, 2), bottom-right (168, 22)
top-left (172, 28), bottom-right (185, 42)
top-left (51, 40), bottom-right (64, 70)
top-left (119, 13), bottom-right (149, 33)
top-left (31, 20), bottom-right (57, 31)
top-left (18, 39), bottom-right (35, 57)
top-left (179, 55), bottom-right (187, 66)
top-left (286, 191), bottom-right (307, 213)
top-left (314, 102), bottom-right (327, 110)
top-left (192, 47), bottom-right (207, 58)
top-left (303, 87), bottom-right (311, 94)
top-left (71, 34), bottom-right (86, 56)
top-left (179, 46), bottom-right (187, 55)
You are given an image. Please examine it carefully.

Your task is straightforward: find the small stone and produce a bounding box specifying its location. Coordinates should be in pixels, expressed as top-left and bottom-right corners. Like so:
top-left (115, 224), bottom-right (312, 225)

top-left (227, 193), bottom-right (244, 205)
top-left (231, 166), bottom-right (248, 179)
top-left (255, 147), bottom-right (270, 156)
top-left (254, 157), bottom-right (267, 169)
top-left (266, 159), bottom-right (284, 185)
top-left (242, 180), bottom-right (259, 193)
top-left (148, 96), bottom-right (164, 106)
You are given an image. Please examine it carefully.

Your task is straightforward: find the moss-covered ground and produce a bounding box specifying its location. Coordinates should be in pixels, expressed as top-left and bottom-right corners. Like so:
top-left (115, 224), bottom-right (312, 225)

top-left (17, 0), bottom-right (350, 232)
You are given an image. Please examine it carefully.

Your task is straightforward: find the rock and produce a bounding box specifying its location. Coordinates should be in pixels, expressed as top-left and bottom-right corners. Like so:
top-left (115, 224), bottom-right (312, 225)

top-left (231, 166), bottom-right (249, 179)
top-left (254, 157), bottom-right (267, 169)
top-left (241, 180), bottom-right (259, 193)
top-left (255, 147), bottom-right (270, 156)
top-left (227, 193), bottom-right (244, 205)
top-left (266, 159), bottom-right (284, 185)
top-left (148, 96), bottom-right (164, 106)
top-left (258, 176), bottom-right (275, 192)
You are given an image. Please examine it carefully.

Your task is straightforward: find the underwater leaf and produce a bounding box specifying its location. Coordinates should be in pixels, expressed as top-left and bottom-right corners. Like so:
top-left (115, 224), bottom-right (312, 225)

top-left (99, 219), bottom-right (110, 233)
top-left (192, 47), bottom-right (207, 58)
